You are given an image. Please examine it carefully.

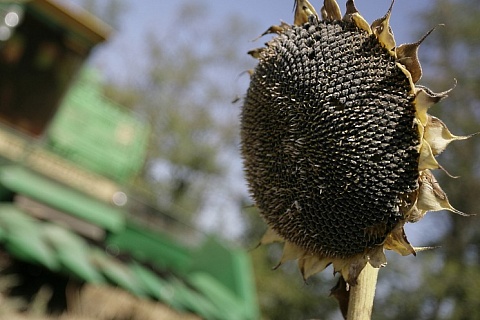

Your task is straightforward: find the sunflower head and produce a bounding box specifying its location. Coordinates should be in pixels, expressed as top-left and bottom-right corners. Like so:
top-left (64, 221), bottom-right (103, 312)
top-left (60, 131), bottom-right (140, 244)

top-left (241, 0), bottom-right (475, 284)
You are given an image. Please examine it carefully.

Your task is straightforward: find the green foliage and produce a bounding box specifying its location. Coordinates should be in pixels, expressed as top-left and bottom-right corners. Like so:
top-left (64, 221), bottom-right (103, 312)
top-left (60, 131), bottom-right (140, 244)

top-left (83, 1), bottom-right (254, 223)
top-left (133, 3), bottom-right (251, 221)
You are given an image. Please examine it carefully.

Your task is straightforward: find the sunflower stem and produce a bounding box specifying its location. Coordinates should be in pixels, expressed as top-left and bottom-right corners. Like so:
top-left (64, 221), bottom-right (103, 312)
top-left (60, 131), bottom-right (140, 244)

top-left (346, 263), bottom-right (379, 320)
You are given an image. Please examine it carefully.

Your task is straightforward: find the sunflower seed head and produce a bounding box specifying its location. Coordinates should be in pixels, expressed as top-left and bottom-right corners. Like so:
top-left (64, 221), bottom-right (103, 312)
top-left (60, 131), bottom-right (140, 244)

top-left (241, 0), bottom-right (475, 283)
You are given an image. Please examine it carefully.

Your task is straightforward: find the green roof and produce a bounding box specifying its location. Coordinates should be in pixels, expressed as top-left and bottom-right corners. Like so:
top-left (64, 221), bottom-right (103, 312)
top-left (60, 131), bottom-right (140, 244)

top-left (0, 203), bottom-right (258, 320)
top-left (0, 165), bottom-right (125, 232)
top-left (47, 70), bottom-right (150, 184)
top-left (0, 165), bottom-right (258, 319)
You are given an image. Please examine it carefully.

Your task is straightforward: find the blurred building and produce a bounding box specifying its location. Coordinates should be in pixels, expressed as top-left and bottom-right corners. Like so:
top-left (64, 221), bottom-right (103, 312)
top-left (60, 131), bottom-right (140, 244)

top-left (0, 1), bottom-right (258, 319)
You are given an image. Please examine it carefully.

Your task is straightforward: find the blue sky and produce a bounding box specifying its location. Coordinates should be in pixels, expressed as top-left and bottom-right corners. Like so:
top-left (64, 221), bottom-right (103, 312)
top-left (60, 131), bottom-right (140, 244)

top-left (114, 0), bottom-right (431, 43)
top-left (72, 0), bottom-right (433, 85)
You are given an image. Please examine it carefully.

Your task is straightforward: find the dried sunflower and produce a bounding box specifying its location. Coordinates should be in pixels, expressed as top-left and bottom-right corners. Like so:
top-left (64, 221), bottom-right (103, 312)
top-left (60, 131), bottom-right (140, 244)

top-left (241, 0), bottom-right (475, 286)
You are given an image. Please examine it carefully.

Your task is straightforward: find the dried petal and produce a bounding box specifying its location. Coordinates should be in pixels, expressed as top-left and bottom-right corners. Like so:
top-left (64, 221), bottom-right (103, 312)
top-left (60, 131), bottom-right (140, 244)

top-left (371, 0), bottom-right (396, 53)
top-left (414, 85), bottom-right (452, 125)
top-left (299, 255), bottom-right (331, 280)
top-left (343, 255), bottom-right (368, 285)
top-left (384, 224), bottom-right (416, 256)
top-left (424, 115), bottom-right (476, 156)
top-left (417, 170), bottom-right (469, 216)
top-left (294, 0), bottom-right (318, 26)
top-left (418, 139), bottom-right (441, 171)
top-left (367, 247), bottom-right (386, 269)
top-left (254, 21), bottom-right (290, 41)
top-left (396, 26), bottom-right (439, 83)
top-left (273, 241), bottom-right (304, 269)
top-left (259, 227), bottom-right (283, 245)
top-left (247, 47), bottom-right (266, 59)
top-left (322, 0), bottom-right (342, 21)
top-left (343, 0), bottom-right (372, 34)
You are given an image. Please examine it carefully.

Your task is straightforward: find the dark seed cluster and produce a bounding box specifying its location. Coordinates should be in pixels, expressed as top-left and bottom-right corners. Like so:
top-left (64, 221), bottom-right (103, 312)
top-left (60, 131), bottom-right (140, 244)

top-left (241, 19), bottom-right (420, 258)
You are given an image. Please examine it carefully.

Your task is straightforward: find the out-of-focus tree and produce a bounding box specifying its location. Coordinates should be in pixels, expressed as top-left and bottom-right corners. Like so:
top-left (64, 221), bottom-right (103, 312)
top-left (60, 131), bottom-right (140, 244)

top-left (80, 1), bottom-right (252, 223)
top-left (372, 1), bottom-right (480, 319)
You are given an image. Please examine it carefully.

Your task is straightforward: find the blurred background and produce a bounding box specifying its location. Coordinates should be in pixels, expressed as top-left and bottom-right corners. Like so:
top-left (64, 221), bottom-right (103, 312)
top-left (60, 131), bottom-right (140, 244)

top-left (0, 0), bottom-right (478, 319)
